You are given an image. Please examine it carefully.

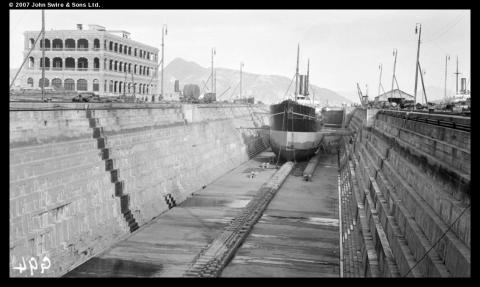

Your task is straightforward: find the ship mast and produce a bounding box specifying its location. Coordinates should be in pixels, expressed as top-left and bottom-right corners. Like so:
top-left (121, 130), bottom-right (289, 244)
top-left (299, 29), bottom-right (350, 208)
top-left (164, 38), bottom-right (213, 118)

top-left (305, 59), bottom-right (310, 96)
top-left (454, 56), bottom-right (461, 94)
top-left (294, 44), bottom-right (300, 102)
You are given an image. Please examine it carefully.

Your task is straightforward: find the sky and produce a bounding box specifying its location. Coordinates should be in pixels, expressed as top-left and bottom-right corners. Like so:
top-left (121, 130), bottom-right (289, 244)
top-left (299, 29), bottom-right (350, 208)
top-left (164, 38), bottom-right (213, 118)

top-left (10, 9), bottom-right (470, 100)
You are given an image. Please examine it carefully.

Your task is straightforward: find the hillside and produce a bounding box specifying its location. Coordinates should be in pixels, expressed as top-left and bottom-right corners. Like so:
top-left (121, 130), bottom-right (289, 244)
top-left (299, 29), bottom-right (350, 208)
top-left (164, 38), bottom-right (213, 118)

top-left (162, 58), bottom-right (351, 105)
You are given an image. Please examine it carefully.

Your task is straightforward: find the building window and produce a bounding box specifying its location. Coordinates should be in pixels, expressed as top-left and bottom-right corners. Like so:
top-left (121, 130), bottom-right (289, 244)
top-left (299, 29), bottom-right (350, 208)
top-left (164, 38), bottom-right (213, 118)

top-left (104, 40), bottom-right (107, 50)
top-left (52, 39), bottom-right (63, 50)
top-left (94, 58), bottom-right (100, 71)
top-left (77, 39), bottom-right (88, 50)
top-left (39, 57), bottom-right (50, 69)
top-left (29, 38), bottom-right (35, 49)
top-left (64, 79), bottom-right (75, 91)
top-left (114, 43), bottom-right (118, 52)
top-left (38, 78), bottom-right (49, 88)
top-left (65, 57), bottom-right (75, 70)
top-left (77, 57), bottom-right (88, 71)
top-left (128, 47), bottom-right (131, 55)
top-left (52, 78), bottom-right (62, 89)
top-left (27, 77), bottom-right (33, 87)
top-left (109, 80), bottom-right (113, 92)
top-left (134, 48), bottom-right (137, 57)
top-left (109, 41), bottom-right (113, 51)
top-left (40, 39), bottom-right (50, 50)
top-left (94, 39), bottom-right (100, 49)
top-left (28, 57), bottom-right (35, 69)
top-left (77, 79), bottom-right (88, 91)
top-left (93, 79), bottom-right (99, 92)
top-left (109, 60), bottom-right (113, 71)
top-left (65, 39), bottom-right (75, 50)
top-left (52, 57), bottom-right (62, 70)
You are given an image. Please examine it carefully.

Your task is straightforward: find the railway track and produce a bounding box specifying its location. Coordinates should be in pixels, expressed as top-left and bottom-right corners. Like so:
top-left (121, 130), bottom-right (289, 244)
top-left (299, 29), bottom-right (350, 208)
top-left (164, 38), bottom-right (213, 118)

top-left (379, 110), bottom-right (470, 132)
top-left (183, 161), bottom-right (295, 277)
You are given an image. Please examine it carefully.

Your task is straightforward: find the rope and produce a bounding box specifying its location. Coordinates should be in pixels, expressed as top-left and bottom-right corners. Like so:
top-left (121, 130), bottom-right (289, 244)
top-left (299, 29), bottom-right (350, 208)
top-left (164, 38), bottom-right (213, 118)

top-left (282, 74), bottom-right (296, 101)
top-left (402, 204), bottom-right (471, 277)
top-left (10, 30), bottom-right (43, 89)
top-left (424, 12), bottom-right (468, 43)
top-left (291, 103), bottom-right (296, 164)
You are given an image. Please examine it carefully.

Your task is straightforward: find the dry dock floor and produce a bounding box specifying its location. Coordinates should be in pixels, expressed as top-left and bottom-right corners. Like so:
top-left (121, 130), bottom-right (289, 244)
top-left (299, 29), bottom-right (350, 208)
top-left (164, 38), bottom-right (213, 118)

top-left (65, 151), bottom-right (340, 277)
top-left (221, 153), bottom-right (340, 277)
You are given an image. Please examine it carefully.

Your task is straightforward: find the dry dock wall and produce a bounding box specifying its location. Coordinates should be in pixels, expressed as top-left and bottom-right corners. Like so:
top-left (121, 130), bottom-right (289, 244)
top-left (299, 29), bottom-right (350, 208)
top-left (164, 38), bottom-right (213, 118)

top-left (9, 103), bottom-right (269, 277)
top-left (339, 108), bottom-right (470, 277)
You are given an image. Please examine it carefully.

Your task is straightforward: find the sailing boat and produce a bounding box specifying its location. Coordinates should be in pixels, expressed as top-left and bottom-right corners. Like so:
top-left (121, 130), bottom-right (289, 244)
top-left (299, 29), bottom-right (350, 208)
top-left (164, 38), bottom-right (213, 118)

top-left (269, 45), bottom-right (322, 162)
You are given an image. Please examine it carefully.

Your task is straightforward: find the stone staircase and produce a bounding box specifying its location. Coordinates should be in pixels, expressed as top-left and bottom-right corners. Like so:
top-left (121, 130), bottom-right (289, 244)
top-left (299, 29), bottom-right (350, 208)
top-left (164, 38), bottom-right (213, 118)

top-left (86, 109), bottom-right (139, 233)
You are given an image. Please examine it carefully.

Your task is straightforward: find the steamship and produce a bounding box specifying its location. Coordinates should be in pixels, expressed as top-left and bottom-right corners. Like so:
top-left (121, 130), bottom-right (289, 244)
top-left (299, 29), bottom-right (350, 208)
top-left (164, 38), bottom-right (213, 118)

top-left (270, 45), bottom-right (322, 161)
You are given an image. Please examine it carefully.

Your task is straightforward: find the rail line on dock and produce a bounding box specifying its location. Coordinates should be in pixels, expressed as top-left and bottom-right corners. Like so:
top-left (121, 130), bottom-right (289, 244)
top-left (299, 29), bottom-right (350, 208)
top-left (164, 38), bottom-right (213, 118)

top-left (183, 162), bottom-right (294, 277)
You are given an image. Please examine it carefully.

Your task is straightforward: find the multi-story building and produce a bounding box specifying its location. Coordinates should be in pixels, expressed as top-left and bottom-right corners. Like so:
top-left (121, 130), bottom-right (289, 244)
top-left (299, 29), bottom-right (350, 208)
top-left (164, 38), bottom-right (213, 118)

top-left (19, 24), bottom-right (159, 98)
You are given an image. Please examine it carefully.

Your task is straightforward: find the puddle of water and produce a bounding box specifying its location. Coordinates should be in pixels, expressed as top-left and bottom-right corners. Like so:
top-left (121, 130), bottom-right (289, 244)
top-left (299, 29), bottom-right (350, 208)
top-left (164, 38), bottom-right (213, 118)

top-left (231, 256), bottom-right (292, 266)
top-left (181, 196), bottom-right (252, 209)
top-left (250, 234), bottom-right (278, 239)
top-left (203, 217), bottom-right (235, 224)
top-left (261, 214), bottom-right (339, 227)
top-left (306, 217), bottom-right (339, 227)
top-left (64, 257), bottom-right (162, 277)
top-left (226, 199), bottom-right (250, 209)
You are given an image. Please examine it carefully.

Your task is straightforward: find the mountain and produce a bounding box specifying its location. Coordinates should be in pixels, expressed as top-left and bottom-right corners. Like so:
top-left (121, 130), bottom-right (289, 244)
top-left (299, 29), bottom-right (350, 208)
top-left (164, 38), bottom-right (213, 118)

top-left (162, 58), bottom-right (351, 105)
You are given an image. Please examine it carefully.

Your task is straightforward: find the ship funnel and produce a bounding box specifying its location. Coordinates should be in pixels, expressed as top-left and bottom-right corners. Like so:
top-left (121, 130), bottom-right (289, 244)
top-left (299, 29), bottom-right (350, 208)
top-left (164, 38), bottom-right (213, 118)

top-left (461, 78), bottom-right (467, 93)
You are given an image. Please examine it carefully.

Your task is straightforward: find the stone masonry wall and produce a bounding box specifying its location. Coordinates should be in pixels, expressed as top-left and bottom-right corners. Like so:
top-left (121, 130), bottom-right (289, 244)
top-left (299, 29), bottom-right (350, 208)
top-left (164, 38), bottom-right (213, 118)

top-left (9, 103), bottom-right (269, 277)
top-left (339, 108), bottom-right (470, 277)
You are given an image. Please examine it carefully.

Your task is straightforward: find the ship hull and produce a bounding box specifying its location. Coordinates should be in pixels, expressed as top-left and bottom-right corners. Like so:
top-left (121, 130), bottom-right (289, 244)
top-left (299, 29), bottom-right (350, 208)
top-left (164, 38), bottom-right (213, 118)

top-left (270, 130), bottom-right (322, 161)
top-left (269, 100), bottom-right (320, 162)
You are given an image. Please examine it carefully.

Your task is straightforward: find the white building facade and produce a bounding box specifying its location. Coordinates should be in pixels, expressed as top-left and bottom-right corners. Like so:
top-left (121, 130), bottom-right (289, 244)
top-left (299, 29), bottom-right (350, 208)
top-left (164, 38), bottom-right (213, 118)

top-left (19, 24), bottom-right (159, 98)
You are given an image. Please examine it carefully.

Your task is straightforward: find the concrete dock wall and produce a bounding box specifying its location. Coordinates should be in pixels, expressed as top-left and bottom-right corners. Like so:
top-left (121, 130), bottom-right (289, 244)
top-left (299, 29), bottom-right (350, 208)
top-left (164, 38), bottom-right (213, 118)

top-left (9, 103), bottom-right (269, 277)
top-left (340, 108), bottom-right (470, 277)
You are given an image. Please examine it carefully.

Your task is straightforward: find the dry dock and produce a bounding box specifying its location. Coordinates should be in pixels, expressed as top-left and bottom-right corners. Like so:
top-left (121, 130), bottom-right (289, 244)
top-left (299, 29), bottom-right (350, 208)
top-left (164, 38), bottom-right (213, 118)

top-left (10, 103), bottom-right (470, 277)
top-left (64, 151), bottom-right (340, 277)
top-left (221, 154), bottom-right (339, 277)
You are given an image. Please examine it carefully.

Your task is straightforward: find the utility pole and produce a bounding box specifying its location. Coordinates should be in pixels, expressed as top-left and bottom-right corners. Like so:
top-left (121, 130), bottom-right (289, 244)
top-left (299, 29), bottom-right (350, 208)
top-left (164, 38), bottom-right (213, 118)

top-left (444, 55), bottom-right (450, 101)
top-left (306, 59), bottom-right (310, 96)
top-left (161, 25), bottom-right (167, 100)
top-left (211, 48), bottom-right (215, 94)
top-left (392, 49), bottom-right (398, 98)
top-left (454, 55), bottom-right (461, 94)
top-left (41, 9), bottom-right (45, 101)
top-left (378, 63), bottom-right (383, 97)
top-left (294, 44), bottom-right (300, 101)
top-left (413, 23), bottom-right (422, 108)
top-left (418, 63), bottom-right (428, 105)
top-left (240, 62), bottom-right (244, 99)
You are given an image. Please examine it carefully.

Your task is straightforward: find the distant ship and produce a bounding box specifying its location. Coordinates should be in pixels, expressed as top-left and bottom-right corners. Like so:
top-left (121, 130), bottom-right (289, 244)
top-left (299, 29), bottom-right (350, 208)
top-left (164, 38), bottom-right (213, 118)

top-left (269, 45), bottom-right (322, 161)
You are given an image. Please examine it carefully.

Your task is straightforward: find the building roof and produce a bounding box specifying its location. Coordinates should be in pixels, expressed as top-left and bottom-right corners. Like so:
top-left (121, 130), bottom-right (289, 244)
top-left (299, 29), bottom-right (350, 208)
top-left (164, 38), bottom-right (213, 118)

top-left (375, 89), bottom-right (413, 101)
